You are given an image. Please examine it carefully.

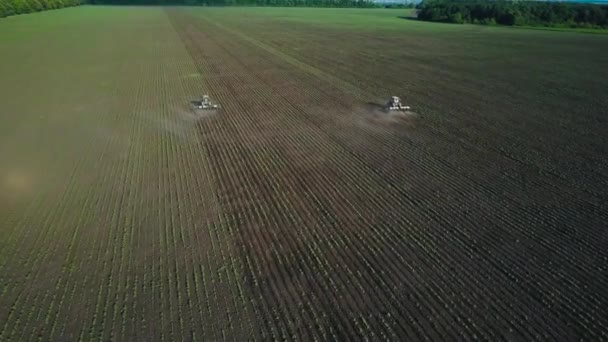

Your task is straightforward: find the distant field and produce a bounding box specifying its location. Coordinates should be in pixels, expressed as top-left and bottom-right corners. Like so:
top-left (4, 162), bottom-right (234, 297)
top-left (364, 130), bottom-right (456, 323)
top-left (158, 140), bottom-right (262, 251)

top-left (1, 6), bottom-right (607, 340)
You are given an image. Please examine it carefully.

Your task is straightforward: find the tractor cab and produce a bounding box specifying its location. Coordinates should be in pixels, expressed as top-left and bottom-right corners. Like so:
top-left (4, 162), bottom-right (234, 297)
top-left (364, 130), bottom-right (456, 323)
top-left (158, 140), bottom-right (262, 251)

top-left (191, 95), bottom-right (219, 110)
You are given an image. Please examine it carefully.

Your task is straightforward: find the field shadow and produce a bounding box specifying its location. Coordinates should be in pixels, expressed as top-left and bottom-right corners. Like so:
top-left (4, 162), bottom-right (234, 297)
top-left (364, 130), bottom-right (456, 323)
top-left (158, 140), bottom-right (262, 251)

top-left (398, 16), bottom-right (459, 26)
top-left (398, 16), bottom-right (419, 21)
top-left (365, 101), bottom-right (387, 111)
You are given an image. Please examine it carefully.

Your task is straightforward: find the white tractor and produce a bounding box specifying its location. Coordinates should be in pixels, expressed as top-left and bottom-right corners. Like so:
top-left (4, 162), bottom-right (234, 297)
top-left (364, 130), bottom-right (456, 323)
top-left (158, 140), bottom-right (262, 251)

top-left (191, 95), bottom-right (219, 110)
top-left (387, 96), bottom-right (411, 111)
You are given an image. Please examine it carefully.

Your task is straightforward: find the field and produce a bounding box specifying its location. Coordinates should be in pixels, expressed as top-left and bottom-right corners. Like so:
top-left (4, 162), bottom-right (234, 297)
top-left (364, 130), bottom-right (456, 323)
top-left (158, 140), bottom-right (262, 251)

top-left (1, 6), bottom-right (607, 340)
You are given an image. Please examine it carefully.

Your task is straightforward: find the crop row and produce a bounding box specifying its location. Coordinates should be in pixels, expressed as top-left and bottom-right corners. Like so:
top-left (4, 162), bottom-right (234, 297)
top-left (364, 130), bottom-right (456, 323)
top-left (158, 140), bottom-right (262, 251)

top-left (222, 18), bottom-right (608, 197)
top-left (202, 13), bottom-right (608, 270)
top-left (168, 9), bottom-right (608, 340)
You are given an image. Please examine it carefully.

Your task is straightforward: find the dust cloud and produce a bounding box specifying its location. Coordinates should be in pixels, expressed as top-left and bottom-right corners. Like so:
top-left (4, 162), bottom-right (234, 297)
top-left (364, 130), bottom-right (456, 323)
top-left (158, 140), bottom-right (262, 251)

top-left (354, 102), bottom-right (418, 131)
top-left (0, 167), bottom-right (36, 203)
top-left (147, 104), bottom-right (218, 142)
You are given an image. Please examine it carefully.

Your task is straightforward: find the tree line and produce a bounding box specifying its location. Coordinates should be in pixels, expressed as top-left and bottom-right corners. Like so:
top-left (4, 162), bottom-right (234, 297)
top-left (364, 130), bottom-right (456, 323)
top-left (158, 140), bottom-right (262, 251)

top-left (87, 0), bottom-right (377, 7)
top-left (0, 0), bottom-right (81, 18)
top-left (0, 0), bottom-right (379, 14)
top-left (417, 0), bottom-right (608, 28)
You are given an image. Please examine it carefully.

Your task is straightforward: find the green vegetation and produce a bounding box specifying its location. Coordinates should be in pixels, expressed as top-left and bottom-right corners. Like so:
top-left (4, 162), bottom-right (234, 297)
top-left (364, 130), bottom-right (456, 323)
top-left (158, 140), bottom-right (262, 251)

top-left (0, 0), bottom-right (81, 18)
top-left (88, 0), bottom-right (377, 7)
top-left (1, 6), bottom-right (607, 341)
top-left (383, 2), bottom-right (416, 8)
top-left (417, 0), bottom-right (608, 28)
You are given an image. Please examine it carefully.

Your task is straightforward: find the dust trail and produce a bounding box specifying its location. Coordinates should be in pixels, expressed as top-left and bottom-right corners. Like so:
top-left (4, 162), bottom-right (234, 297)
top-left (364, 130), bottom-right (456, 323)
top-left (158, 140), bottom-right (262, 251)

top-left (1, 168), bottom-right (35, 198)
top-left (142, 104), bottom-right (218, 143)
top-left (354, 101), bottom-right (418, 131)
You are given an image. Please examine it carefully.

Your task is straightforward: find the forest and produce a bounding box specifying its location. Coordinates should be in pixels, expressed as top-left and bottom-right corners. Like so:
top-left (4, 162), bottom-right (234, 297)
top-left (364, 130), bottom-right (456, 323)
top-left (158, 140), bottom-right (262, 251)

top-left (86, 0), bottom-right (375, 6)
top-left (0, 0), bottom-right (375, 17)
top-left (417, 0), bottom-right (608, 28)
top-left (0, 0), bottom-right (81, 17)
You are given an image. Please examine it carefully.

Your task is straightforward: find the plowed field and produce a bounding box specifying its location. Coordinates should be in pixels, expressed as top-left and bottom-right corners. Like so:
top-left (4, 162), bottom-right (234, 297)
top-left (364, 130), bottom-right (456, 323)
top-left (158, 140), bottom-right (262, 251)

top-left (1, 6), bottom-right (607, 340)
